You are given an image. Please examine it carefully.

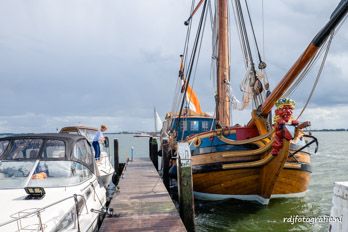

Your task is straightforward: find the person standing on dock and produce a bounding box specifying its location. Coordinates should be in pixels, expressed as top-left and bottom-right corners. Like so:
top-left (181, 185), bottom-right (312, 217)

top-left (92, 124), bottom-right (108, 160)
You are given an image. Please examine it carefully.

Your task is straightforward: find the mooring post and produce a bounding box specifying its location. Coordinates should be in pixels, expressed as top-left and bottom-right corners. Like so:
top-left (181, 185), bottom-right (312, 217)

top-left (149, 137), bottom-right (153, 162)
top-left (177, 142), bottom-right (195, 232)
top-left (151, 138), bottom-right (158, 170)
top-left (130, 146), bottom-right (134, 161)
top-left (330, 181), bottom-right (348, 232)
top-left (113, 139), bottom-right (119, 172)
top-left (162, 139), bottom-right (170, 191)
top-left (149, 137), bottom-right (155, 168)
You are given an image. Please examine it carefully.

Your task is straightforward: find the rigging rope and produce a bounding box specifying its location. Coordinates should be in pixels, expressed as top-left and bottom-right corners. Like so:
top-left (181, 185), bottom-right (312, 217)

top-left (231, 0), bottom-right (266, 110)
top-left (175, 0), bottom-right (208, 134)
top-left (261, 0), bottom-right (265, 60)
top-left (244, 0), bottom-right (266, 69)
top-left (235, 0), bottom-right (255, 70)
top-left (171, 0), bottom-right (196, 116)
top-left (296, 32), bottom-right (334, 120)
top-left (181, 0), bottom-right (209, 140)
top-left (295, 14), bottom-right (347, 119)
top-left (208, 0), bottom-right (214, 30)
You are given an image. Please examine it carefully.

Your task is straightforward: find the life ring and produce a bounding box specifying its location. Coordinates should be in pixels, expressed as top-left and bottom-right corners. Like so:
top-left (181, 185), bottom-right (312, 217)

top-left (193, 138), bottom-right (201, 147)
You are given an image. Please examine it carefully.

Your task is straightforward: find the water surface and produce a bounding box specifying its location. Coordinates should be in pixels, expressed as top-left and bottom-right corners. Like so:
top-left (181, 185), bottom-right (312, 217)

top-left (107, 132), bottom-right (347, 231)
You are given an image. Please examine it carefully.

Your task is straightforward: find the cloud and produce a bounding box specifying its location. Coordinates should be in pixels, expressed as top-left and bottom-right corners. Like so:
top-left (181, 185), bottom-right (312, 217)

top-left (0, 112), bottom-right (154, 133)
top-left (299, 105), bottom-right (348, 129)
top-left (0, 0), bottom-right (347, 132)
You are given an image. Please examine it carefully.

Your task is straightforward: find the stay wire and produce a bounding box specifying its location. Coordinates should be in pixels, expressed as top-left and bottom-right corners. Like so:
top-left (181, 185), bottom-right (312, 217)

top-left (181, 1), bottom-right (209, 141)
top-left (296, 13), bottom-right (347, 119)
top-left (170, 0), bottom-right (195, 129)
top-left (244, 0), bottom-right (263, 64)
top-left (235, 0), bottom-right (254, 66)
top-left (296, 32), bottom-right (334, 120)
top-left (284, 41), bottom-right (328, 97)
top-left (179, 0), bottom-right (196, 111)
top-left (283, 13), bottom-right (347, 98)
top-left (231, 0), bottom-right (248, 68)
top-left (175, 0), bottom-right (208, 134)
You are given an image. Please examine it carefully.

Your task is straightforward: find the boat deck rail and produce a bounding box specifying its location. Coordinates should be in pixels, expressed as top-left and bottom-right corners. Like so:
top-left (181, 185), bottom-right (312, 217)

top-left (0, 194), bottom-right (88, 232)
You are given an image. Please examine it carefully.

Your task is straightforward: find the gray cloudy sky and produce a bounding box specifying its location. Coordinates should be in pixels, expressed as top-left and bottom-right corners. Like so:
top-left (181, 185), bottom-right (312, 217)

top-left (0, 0), bottom-right (347, 133)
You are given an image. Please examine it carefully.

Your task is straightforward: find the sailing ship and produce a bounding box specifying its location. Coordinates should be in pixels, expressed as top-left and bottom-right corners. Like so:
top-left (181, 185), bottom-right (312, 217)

top-left (161, 0), bottom-right (348, 204)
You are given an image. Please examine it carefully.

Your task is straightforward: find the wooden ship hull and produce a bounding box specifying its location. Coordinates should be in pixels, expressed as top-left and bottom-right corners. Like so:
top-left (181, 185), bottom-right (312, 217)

top-left (186, 126), bottom-right (314, 204)
top-left (161, 0), bottom-right (347, 205)
top-left (192, 152), bottom-right (311, 204)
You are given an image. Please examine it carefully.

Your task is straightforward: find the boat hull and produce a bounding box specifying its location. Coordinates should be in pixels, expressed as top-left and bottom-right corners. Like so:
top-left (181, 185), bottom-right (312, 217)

top-left (97, 152), bottom-right (115, 188)
top-left (191, 150), bottom-right (311, 204)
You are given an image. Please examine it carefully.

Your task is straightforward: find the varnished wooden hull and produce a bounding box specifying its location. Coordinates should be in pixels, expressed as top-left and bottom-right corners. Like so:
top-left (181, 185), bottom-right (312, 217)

top-left (192, 150), bottom-right (311, 204)
top-left (273, 162), bottom-right (311, 195)
top-left (179, 125), bottom-right (316, 204)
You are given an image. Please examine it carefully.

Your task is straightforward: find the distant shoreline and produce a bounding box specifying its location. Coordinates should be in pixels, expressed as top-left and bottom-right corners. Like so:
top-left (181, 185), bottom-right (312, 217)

top-left (309, 129), bottom-right (348, 132)
top-left (1, 129), bottom-right (348, 136)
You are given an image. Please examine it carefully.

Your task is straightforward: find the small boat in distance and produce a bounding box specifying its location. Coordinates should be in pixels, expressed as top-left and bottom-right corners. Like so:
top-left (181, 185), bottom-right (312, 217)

top-left (59, 126), bottom-right (115, 188)
top-left (161, 0), bottom-right (347, 204)
top-left (0, 133), bottom-right (107, 231)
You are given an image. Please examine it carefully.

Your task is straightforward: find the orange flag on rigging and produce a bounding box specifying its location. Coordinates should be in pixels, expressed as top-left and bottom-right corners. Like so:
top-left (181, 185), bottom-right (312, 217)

top-left (179, 55), bottom-right (202, 114)
top-left (182, 80), bottom-right (202, 114)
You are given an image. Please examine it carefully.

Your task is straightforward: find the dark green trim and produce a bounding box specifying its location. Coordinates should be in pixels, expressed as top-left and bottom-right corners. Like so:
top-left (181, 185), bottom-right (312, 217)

top-left (312, 0), bottom-right (348, 47)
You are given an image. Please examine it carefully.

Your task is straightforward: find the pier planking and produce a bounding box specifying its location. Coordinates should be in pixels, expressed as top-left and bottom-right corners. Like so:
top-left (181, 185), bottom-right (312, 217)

top-left (99, 158), bottom-right (186, 232)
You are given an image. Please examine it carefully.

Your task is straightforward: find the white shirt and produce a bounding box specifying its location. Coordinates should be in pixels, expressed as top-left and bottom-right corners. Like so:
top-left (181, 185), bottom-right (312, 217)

top-left (93, 131), bottom-right (104, 142)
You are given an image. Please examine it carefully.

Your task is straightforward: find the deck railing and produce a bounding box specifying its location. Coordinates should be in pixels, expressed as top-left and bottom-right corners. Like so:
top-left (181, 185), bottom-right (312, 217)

top-left (0, 194), bottom-right (88, 232)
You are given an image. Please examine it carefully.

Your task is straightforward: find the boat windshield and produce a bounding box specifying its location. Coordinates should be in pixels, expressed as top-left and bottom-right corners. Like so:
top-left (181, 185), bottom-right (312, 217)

top-left (28, 161), bottom-right (93, 188)
top-left (0, 161), bottom-right (36, 189)
top-left (78, 129), bottom-right (97, 142)
top-left (3, 139), bottom-right (43, 160)
top-left (0, 160), bottom-right (93, 189)
top-left (0, 140), bottom-right (9, 158)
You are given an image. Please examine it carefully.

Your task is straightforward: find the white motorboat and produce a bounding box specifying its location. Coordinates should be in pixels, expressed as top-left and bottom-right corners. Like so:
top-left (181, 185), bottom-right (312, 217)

top-left (59, 126), bottom-right (115, 188)
top-left (0, 133), bottom-right (108, 232)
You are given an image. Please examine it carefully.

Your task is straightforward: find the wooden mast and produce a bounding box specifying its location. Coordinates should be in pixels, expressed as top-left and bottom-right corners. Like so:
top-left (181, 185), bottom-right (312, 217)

top-left (216, 0), bottom-right (230, 127)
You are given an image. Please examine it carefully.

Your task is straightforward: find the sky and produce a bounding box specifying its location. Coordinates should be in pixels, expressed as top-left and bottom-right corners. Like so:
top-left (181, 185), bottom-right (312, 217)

top-left (0, 0), bottom-right (347, 133)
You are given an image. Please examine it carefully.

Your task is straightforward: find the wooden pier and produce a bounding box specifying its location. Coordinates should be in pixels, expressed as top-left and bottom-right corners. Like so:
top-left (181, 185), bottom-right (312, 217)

top-left (99, 158), bottom-right (186, 232)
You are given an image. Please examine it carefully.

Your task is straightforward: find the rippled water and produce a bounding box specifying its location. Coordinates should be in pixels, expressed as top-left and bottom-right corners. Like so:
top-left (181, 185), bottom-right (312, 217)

top-left (106, 132), bottom-right (347, 231)
top-left (2, 132), bottom-right (346, 231)
top-left (107, 132), bottom-right (347, 231)
top-left (106, 133), bottom-right (150, 163)
top-left (194, 132), bottom-right (348, 232)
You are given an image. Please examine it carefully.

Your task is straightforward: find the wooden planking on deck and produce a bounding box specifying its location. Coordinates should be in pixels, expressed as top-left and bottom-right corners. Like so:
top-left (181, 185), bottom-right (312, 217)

top-left (99, 158), bottom-right (186, 232)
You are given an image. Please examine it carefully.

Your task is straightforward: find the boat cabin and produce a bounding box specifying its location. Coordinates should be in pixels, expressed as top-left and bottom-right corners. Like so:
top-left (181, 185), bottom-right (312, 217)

top-left (0, 133), bottom-right (95, 189)
top-left (171, 116), bottom-right (215, 141)
top-left (59, 126), bottom-right (98, 142)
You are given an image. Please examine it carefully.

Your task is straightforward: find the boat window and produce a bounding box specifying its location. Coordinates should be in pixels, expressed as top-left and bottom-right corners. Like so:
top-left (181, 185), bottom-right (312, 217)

top-left (0, 161), bottom-right (36, 189)
top-left (4, 139), bottom-right (43, 160)
top-left (85, 129), bottom-right (97, 142)
top-left (0, 140), bottom-right (9, 158)
top-left (190, 121), bottom-right (199, 131)
top-left (202, 121), bottom-right (210, 131)
top-left (73, 140), bottom-right (93, 166)
top-left (78, 128), bottom-right (87, 137)
top-left (83, 140), bottom-right (94, 164)
top-left (43, 140), bottom-right (65, 159)
top-left (28, 161), bottom-right (93, 187)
